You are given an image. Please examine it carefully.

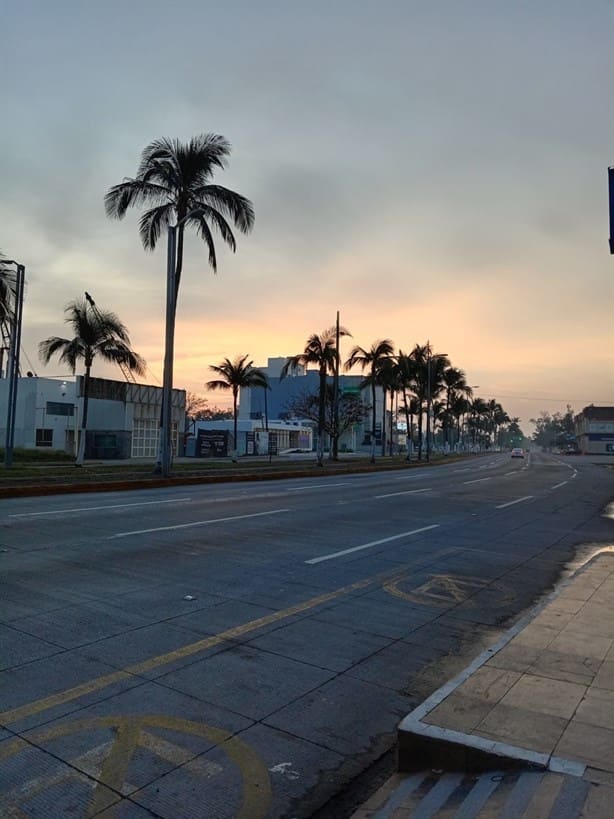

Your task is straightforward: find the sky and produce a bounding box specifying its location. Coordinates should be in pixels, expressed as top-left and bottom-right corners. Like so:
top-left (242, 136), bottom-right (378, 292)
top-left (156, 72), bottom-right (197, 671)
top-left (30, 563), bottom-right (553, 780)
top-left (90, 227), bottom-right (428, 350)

top-left (2, 0), bottom-right (613, 432)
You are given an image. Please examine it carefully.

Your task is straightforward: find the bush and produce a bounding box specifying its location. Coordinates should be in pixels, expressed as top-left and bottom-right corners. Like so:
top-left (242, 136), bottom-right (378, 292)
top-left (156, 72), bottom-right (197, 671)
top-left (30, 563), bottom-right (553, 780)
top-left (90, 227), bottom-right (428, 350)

top-left (0, 447), bottom-right (74, 463)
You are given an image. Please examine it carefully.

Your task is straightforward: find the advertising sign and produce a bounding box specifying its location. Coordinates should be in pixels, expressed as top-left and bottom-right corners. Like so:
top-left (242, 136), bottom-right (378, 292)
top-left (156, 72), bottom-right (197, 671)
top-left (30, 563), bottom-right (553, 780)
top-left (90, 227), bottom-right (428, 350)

top-left (196, 429), bottom-right (228, 458)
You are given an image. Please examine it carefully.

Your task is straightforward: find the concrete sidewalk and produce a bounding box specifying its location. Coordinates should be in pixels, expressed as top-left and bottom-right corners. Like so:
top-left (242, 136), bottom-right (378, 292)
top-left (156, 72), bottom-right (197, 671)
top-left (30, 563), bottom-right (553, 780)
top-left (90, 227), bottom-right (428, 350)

top-left (354, 549), bottom-right (614, 817)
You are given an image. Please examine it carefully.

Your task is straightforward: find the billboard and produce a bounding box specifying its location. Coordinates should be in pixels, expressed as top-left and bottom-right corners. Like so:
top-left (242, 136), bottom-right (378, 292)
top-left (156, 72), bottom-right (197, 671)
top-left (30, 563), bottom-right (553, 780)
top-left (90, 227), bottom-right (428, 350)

top-left (196, 429), bottom-right (228, 457)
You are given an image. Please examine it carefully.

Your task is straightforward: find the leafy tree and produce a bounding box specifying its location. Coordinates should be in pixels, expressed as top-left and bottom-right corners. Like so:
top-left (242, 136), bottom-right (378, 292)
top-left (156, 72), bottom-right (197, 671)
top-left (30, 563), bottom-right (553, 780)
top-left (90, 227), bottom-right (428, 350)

top-left (185, 392), bottom-right (232, 426)
top-left (530, 405), bottom-right (575, 450)
top-left (206, 355), bottom-right (268, 459)
top-left (345, 339), bottom-right (394, 463)
top-left (286, 386), bottom-right (369, 445)
top-left (39, 298), bottom-right (145, 465)
top-left (282, 326), bottom-right (350, 465)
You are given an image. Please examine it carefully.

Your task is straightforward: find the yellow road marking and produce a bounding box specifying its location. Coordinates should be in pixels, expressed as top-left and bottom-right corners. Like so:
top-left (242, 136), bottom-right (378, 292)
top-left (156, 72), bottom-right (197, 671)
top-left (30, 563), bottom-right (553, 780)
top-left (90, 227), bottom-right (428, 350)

top-left (385, 573), bottom-right (486, 606)
top-left (1, 568), bottom-right (403, 726)
top-left (0, 715), bottom-right (272, 819)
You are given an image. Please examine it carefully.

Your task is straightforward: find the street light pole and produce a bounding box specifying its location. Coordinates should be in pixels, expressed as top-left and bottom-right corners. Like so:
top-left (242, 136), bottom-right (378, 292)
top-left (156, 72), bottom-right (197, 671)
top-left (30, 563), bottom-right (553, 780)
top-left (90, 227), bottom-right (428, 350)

top-left (3, 260), bottom-right (25, 468)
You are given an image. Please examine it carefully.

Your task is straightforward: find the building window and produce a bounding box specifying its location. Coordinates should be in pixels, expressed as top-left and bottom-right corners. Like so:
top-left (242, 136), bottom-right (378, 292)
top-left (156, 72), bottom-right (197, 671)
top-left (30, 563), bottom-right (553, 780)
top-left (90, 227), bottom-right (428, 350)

top-left (36, 429), bottom-right (53, 447)
top-left (46, 401), bottom-right (75, 416)
top-left (132, 419), bottom-right (159, 458)
top-left (132, 419), bottom-right (178, 457)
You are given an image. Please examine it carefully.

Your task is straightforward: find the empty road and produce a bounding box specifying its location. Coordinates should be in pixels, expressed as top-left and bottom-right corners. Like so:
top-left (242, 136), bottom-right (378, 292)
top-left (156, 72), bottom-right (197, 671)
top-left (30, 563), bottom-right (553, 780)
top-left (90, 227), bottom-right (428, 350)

top-left (1, 452), bottom-right (613, 818)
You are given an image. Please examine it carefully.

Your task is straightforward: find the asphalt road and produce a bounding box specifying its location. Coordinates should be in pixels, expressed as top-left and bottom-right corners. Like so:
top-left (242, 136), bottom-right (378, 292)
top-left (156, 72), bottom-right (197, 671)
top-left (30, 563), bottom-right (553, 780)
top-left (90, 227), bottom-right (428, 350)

top-left (1, 452), bottom-right (613, 818)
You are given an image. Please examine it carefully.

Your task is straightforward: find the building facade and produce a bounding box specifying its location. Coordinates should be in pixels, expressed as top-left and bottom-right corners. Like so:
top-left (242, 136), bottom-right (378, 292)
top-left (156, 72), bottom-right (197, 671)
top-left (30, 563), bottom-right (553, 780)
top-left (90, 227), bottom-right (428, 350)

top-left (574, 405), bottom-right (614, 455)
top-left (238, 357), bottom-right (383, 452)
top-left (0, 375), bottom-right (186, 459)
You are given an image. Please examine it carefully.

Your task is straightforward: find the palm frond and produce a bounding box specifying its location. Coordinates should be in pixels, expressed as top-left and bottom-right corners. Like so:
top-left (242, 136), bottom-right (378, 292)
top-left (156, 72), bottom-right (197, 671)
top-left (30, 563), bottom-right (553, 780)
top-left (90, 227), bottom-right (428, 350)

top-left (192, 185), bottom-right (255, 234)
top-left (104, 179), bottom-right (173, 219)
top-left (139, 203), bottom-right (175, 251)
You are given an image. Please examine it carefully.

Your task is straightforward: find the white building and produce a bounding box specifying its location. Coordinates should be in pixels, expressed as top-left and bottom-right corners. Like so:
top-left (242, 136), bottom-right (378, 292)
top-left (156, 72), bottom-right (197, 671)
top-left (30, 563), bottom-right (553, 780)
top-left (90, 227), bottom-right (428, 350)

top-left (0, 375), bottom-right (186, 459)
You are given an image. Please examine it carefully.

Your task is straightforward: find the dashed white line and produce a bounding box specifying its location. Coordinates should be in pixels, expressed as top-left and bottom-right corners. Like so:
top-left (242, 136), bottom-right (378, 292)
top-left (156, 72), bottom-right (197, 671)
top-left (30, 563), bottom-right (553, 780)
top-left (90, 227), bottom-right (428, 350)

top-left (375, 488), bottom-right (432, 499)
top-left (305, 524), bottom-right (440, 564)
top-left (285, 482), bottom-right (350, 492)
top-left (504, 471), bottom-right (518, 476)
top-left (495, 496), bottom-right (533, 509)
top-left (463, 477), bottom-right (490, 485)
top-left (110, 508), bottom-right (290, 539)
top-left (9, 497), bottom-right (192, 518)
top-left (551, 481), bottom-right (569, 490)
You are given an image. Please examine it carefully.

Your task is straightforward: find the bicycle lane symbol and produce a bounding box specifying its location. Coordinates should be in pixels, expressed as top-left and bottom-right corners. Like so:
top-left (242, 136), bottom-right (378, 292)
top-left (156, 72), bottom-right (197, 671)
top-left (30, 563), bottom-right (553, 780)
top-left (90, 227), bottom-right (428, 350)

top-left (0, 714), bottom-right (271, 818)
top-left (384, 573), bottom-right (516, 608)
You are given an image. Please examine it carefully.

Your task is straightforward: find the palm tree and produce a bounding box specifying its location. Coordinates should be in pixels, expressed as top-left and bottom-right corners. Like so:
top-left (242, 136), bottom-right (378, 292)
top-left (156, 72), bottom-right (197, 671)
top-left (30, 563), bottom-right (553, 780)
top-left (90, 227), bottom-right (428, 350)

top-left (105, 134), bottom-right (254, 308)
top-left (441, 367), bottom-right (471, 450)
top-left (345, 339), bottom-right (394, 463)
top-left (39, 298), bottom-right (145, 466)
top-left (396, 350), bottom-right (418, 460)
top-left (105, 134), bottom-right (254, 474)
top-left (281, 326), bottom-right (350, 466)
top-left (378, 357), bottom-right (400, 456)
top-left (206, 355), bottom-right (268, 461)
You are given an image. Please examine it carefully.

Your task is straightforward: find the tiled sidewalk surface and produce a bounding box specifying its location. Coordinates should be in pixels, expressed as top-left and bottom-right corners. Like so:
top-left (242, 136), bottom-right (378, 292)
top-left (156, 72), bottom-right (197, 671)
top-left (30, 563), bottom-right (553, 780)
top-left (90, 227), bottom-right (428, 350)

top-left (353, 549), bottom-right (614, 817)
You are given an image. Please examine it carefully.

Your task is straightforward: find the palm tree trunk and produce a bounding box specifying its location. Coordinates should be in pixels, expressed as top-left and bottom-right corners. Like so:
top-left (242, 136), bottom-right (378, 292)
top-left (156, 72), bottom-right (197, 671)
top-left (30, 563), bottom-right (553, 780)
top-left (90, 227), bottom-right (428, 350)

top-left (370, 379), bottom-right (376, 463)
top-left (403, 389), bottom-right (411, 462)
top-left (232, 387), bottom-right (239, 462)
top-left (317, 367), bottom-right (326, 466)
top-left (76, 363), bottom-right (91, 467)
top-left (381, 388), bottom-right (387, 457)
top-left (389, 391), bottom-right (395, 456)
top-left (417, 405), bottom-right (424, 461)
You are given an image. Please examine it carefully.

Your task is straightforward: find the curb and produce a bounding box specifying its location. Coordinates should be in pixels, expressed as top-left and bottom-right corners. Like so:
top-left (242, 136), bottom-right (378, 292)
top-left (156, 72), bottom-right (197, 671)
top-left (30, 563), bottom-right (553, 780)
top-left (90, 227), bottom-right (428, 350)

top-left (397, 549), bottom-right (614, 776)
top-left (0, 455), bottom-right (466, 499)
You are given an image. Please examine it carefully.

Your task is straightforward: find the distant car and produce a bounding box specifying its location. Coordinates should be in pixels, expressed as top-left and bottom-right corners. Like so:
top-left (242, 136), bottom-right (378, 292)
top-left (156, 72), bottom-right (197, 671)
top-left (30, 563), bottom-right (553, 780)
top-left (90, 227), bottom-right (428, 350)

top-left (510, 448), bottom-right (524, 458)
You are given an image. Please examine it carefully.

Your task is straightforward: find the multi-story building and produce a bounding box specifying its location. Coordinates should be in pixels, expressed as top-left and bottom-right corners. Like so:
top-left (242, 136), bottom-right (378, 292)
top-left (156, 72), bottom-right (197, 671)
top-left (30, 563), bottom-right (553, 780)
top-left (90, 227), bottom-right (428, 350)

top-left (574, 405), bottom-right (614, 455)
top-left (238, 357), bottom-right (383, 453)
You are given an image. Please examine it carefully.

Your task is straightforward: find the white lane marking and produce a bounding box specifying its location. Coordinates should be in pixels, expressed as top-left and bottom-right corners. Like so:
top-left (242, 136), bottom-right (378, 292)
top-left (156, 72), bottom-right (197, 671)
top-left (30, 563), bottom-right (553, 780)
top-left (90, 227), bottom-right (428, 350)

top-left (110, 508), bottom-right (290, 539)
top-left (285, 482), bottom-right (350, 492)
top-left (375, 488), bottom-right (432, 499)
top-left (453, 468), bottom-right (472, 473)
top-left (463, 477), bottom-right (490, 485)
top-left (504, 471), bottom-right (518, 476)
top-left (551, 481), bottom-right (569, 490)
top-left (495, 496), bottom-right (534, 509)
top-left (9, 497), bottom-right (192, 518)
top-left (306, 524), bottom-right (440, 564)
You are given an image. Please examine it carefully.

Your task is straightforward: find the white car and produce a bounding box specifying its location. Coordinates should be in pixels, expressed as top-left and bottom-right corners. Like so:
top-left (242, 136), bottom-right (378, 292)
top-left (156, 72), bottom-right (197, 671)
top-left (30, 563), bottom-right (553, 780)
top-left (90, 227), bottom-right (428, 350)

top-left (510, 448), bottom-right (524, 458)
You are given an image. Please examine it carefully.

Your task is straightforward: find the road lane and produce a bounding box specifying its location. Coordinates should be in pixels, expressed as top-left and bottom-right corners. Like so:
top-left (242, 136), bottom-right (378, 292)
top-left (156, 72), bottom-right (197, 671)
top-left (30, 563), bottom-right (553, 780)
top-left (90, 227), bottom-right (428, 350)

top-left (1, 452), bottom-right (612, 818)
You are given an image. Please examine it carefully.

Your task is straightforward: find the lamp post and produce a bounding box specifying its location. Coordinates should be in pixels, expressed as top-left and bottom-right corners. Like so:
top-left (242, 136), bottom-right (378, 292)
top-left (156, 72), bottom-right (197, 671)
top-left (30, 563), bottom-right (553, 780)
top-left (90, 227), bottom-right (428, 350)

top-left (157, 210), bottom-right (206, 477)
top-left (2, 260), bottom-right (25, 468)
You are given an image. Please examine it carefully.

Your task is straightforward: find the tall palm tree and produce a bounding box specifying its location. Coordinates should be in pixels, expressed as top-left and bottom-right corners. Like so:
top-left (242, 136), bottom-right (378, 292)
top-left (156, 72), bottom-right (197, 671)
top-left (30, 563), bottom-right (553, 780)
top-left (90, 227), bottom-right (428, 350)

top-left (105, 134), bottom-right (254, 309)
top-left (39, 298), bottom-right (145, 466)
top-left (345, 339), bottom-right (394, 463)
top-left (105, 134), bottom-right (254, 473)
top-left (206, 355), bottom-right (268, 461)
top-left (281, 326), bottom-right (350, 466)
